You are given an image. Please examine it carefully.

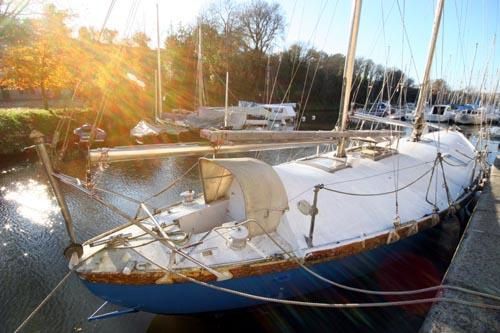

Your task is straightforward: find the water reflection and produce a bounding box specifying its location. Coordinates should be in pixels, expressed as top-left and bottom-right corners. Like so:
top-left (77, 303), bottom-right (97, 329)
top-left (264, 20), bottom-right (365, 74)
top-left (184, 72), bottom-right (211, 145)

top-left (3, 178), bottom-right (60, 228)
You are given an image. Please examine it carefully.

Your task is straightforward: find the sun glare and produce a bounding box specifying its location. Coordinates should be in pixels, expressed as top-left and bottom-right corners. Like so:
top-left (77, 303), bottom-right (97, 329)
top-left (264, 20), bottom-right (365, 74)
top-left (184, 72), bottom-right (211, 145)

top-left (3, 179), bottom-right (60, 228)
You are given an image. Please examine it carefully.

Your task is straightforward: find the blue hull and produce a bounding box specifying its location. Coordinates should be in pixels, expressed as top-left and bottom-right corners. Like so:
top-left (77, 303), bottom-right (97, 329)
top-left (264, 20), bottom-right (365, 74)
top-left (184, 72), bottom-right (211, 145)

top-left (80, 229), bottom-right (434, 314)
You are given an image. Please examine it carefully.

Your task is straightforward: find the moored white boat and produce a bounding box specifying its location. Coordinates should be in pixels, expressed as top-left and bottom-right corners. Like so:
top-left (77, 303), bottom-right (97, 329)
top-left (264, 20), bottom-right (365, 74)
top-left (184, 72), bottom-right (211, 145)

top-left (73, 129), bottom-right (482, 314)
top-left (484, 107), bottom-right (500, 124)
top-left (488, 126), bottom-right (500, 138)
top-left (28, 0), bottom-right (492, 319)
top-left (424, 105), bottom-right (455, 123)
top-left (454, 106), bottom-right (484, 125)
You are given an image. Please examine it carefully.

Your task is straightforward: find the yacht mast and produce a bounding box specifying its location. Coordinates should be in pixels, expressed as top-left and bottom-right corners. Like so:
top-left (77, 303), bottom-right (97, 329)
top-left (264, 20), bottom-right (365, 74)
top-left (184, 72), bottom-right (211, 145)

top-left (224, 72), bottom-right (229, 127)
top-left (336, 0), bottom-right (362, 157)
top-left (156, 3), bottom-right (163, 122)
top-left (154, 69), bottom-right (158, 121)
top-left (196, 23), bottom-right (205, 109)
top-left (411, 0), bottom-right (445, 141)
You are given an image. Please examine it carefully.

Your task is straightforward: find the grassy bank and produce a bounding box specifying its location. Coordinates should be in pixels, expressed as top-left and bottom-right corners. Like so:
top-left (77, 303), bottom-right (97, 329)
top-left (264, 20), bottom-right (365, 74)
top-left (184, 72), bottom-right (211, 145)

top-left (0, 108), bottom-right (90, 155)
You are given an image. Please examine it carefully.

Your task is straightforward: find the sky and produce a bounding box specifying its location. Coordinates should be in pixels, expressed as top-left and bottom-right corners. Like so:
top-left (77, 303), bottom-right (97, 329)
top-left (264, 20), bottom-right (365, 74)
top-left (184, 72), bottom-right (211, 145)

top-left (49, 0), bottom-right (499, 91)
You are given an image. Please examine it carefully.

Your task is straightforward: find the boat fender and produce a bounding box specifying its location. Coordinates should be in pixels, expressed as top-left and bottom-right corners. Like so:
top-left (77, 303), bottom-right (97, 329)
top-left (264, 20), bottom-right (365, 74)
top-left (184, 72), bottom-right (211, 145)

top-left (448, 203), bottom-right (460, 216)
top-left (431, 212), bottom-right (440, 226)
top-left (393, 215), bottom-right (401, 228)
top-left (228, 226), bottom-right (249, 250)
top-left (407, 223), bottom-right (419, 236)
top-left (386, 229), bottom-right (400, 244)
top-left (359, 233), bottom-right (366, 248)
top-left (479, 177), bottom-right (488, 189)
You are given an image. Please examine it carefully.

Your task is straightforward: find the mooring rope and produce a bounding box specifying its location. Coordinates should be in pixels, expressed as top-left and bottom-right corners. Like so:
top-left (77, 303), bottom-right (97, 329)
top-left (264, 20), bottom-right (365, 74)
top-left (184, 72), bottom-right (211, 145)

top-left (123, 216), bottom-right (500, 307)
top-left (241, 219), bottom-right (500, 302)
top-left (130, 248), bottom-right (500, 310)
top-left (14, 271), bottom-right (72, 333)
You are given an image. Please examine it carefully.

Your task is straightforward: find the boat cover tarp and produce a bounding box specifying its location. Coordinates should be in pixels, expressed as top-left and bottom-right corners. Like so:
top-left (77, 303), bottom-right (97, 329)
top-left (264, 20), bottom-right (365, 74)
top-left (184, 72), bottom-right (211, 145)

top-left (130, 120), bottom-right (163, 137)
top-left (199, 158), bottom-right (288, 237)
top-left (187, 106), bottom-right (270, 129)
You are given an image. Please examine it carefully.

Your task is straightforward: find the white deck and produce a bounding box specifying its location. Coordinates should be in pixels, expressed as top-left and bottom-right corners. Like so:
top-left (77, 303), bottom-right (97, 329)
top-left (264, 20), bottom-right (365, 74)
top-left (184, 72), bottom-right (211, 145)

top-left (77, 130), bottom-right (478, 276)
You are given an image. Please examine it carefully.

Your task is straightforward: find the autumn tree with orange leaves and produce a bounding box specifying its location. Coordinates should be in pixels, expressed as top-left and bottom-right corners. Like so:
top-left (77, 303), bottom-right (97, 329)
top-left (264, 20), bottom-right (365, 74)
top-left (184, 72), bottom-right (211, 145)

top-left (1, 4), bottom-right (76, 109)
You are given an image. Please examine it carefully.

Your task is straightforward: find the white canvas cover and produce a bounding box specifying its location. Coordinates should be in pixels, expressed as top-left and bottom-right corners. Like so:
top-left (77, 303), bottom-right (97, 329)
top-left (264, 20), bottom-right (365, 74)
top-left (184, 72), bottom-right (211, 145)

top-left (130, 120), bottom-right (162, 137)
top-left (199, 158), bottom-right (289, 237)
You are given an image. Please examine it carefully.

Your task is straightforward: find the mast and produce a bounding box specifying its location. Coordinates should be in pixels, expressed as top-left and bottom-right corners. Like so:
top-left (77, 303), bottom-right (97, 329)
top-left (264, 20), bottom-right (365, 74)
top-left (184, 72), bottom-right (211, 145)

top-left (154, 69), bottom-right (158, 121)
top-left (466, 42), bottom-right (479, 103)
top-left (224, 72), bottom-right (229, 127)
top-left (398, 1), bottom-right (405, 111)
top-left (411, 0), bottom-right (445, 141)
top-left (196, 23), bottom-right (205, 109)
top-left (336, 0), bottom-right (363, 157)
top-left (156, 3), bottom-right (163, 122)
top-left (265, 55), bottom-right (271, 103)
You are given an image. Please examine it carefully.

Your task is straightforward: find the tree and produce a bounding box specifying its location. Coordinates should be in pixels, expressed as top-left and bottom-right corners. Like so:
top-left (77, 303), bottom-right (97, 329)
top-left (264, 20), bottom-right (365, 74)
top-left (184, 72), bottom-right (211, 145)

top-left (238, 0), bottom-right (284, 54)
top-left (131, 31), bottom-right (150, 48)
top-left (0, 1), bottom-right (33, 49)
top-left (0, 0), bottom-right (29, 34)
top-left (101, 28), bottom-right (118, 44)
top-left (0, 4), bottom-right (75, 109)
top-left (78, 26), bottom-right (99, 42)
top-left (431, 79), bottom-right (449, 95)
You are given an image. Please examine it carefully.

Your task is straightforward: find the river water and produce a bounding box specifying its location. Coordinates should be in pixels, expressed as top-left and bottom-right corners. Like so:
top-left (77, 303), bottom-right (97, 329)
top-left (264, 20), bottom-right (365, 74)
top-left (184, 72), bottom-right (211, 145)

top-left (0, 127), bottom-right (498, 333)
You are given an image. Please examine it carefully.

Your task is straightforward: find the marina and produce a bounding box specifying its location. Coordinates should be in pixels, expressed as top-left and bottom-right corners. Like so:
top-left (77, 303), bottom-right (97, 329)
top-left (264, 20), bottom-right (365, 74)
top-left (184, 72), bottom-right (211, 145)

top-left (1, 0), bottom-right (499, 332)
top-left (0, 126), bottom-right (498, 332)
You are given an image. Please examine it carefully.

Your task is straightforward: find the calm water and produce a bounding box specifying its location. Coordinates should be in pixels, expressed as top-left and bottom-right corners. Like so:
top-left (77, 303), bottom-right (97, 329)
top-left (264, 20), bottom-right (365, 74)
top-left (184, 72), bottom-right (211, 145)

top-left (0, 127), bottom-right (498, 333)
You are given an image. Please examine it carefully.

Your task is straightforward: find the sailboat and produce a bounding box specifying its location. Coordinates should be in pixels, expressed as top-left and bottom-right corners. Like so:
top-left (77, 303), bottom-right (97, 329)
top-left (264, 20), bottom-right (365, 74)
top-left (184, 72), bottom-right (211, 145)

top-left (424, 104), bottom-right (455, 123)
top-left (130, 4), bottom-right (192, 144)
top-left (31, 0), bottom-right (488, 317)
top-left (454, 104), bottom-right (484, 125)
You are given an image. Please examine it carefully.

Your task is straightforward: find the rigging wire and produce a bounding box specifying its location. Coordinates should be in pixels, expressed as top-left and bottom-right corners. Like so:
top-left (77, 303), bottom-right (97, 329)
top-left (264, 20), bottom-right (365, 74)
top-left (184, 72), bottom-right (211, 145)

top-left (321, 165), bottom-right (433, 197)
top-left (238, 219), bottom-right (500, 301)
top-left (286, 158), bottom-right (436, 203)
top-left (56, 0), bottom-right (119, 160)
top-left (296, 0), bottom-right (340, 130)
top-left (395, 0), bottom-right (421, 85)
top-left (87, 0), bottom-right (141, 157)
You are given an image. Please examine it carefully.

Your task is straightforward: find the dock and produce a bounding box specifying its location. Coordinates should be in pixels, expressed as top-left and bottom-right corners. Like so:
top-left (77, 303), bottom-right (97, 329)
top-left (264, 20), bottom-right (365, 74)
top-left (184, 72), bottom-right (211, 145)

top-left (420, 157), bottom-right (500, 332)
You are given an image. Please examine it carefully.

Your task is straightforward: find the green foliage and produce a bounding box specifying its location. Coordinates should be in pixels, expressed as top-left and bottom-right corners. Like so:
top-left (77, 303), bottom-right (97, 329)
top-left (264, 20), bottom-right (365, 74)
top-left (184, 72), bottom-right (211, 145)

top-left (0, 107), bottom-right (90, 154)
